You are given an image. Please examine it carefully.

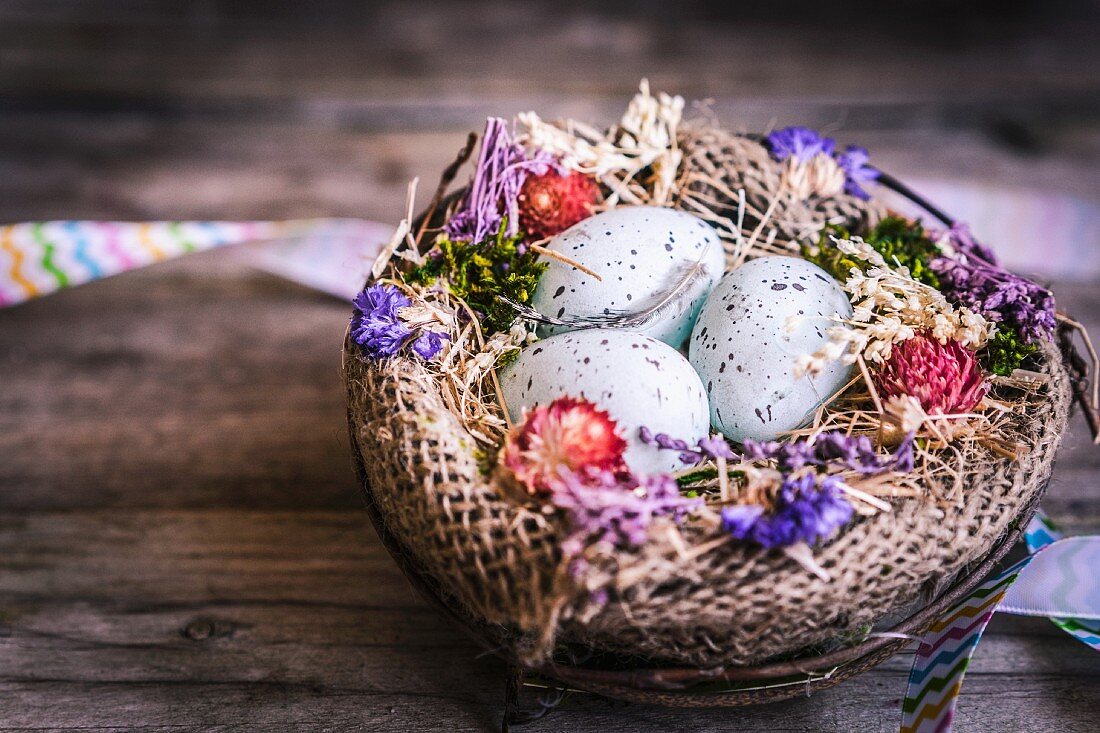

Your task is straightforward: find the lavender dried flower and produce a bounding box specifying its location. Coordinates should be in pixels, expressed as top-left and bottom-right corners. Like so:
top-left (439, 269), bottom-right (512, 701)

top-left (640, 427), bottom-right (913, 475)
top-left (929, 223), bottom-right (1055, 375)
top-left (351, 283), bottom-right (412, 358)
top-left (767, 127), bottom-right (880, 200)
top-left (742, 431), bottom-right (915, 476)
top-left (835, 145), bottom-right (879, 201)
top-left (638, 428), bottom-right (736, 465)
top-left (932, 224), bottom-right (1056, 343)
top-left (721, 473), bottom-right (854, 548)
top-left (446, 117), bottom-right (557, 244)
top-left (350, 283), bottom-right (448, 361)
top-left (766, 126), bottom-right (836, 163)
top-left (551, 468), bottom-right (700, 572)
top-left (410, 330), bottom-right (448, 360)
top-left (696, 434), bottom-right (738, 461)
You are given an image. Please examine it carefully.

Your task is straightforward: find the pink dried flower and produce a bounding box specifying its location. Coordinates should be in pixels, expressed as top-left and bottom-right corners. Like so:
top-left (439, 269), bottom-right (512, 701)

top-left (517, 170), bottom-right (598, 240)
top-left (874, 333), bottom-right (988, 415)
top-left (501, 397), bottom-right (627, 495)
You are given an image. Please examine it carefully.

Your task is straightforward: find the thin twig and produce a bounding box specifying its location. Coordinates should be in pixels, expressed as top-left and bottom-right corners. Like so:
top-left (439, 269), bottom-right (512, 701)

top-left (416, 131), bottom-right (478, 250)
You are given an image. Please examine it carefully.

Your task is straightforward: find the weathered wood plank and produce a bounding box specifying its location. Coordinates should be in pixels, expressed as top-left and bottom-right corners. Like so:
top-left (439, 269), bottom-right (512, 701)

top-left (0, 1), bottom-right (1098, 133)
top-left (0, 259), bottom-right (359, 511)
top-left (3, 599), bottom-right (1099, 683)
top-left (0, 511), bottom-right (394, 604)
top-left (0, 512), bottom-right (1097, 731)
top-left (0, 666), bottom-right (1096, 731)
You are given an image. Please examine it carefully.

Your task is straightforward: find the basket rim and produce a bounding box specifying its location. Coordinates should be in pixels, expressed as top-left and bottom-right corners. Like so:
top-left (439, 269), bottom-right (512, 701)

top-left (348, 391), bottom-right (1046, 701)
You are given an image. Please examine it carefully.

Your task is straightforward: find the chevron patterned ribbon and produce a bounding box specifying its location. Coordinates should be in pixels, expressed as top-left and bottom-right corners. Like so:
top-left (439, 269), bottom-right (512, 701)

top-left (901, 511), bottom-right (1100, 732)
top-left (1010, 512), bottom-right (1100, 650)
top-left (900, 555), bottom-right (1031, 733)
top-left (0, 218), bottom-right (392, 307)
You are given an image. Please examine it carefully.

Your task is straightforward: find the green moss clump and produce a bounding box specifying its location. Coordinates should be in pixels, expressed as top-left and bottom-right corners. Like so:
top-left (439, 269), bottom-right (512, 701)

top-left (407, 220), bottom-right (547, 334)
top-left (983, 327), bottom-right (1039, 376)
top-left (804, 216), bottom-right (941, 289)
top-left (494, 347), bottom-right (522, 370)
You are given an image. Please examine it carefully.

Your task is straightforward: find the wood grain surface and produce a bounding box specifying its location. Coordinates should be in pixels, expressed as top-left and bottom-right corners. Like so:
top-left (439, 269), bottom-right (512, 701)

top-left (1, 2), bottom-right (1099, 730)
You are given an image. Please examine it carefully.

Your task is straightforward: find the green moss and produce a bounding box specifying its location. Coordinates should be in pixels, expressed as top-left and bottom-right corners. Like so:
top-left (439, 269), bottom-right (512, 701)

top-left (494, 346), bottom-right (522, 370)
top-left (983, 327), bottom-right (1039, 376)
top-left (407, 220), bottom-right (547, 334)
top-left (805, 216), bottom-right (941, 288)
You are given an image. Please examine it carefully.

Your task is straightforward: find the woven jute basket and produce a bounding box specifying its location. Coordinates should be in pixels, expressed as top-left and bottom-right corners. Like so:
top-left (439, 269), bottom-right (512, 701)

top-left (342, 131), bottom-right (1076, 705)
top-left (343, 276), bottom-right (1071, 687)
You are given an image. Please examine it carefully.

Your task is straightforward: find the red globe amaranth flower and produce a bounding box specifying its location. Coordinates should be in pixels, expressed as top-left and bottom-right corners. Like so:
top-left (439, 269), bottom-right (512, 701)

top-left (874, 334), bottom-right (988, 415)
top-left (501, 396), bottom-right (627, 495)
top-left (517, 171), bottom-right (599, 240)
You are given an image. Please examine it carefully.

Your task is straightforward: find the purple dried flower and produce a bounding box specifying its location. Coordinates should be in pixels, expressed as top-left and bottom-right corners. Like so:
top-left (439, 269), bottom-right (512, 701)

top-left (743, 431), bottom-right (913, 476)
top-left (351, 283), bottom-right (412, 358)
top-left (741, 439), bottom-right (782, 462)
top-left (767, 128), bottom-right (879, 200)
top-left (697, 434), bottom-right (737, 461)
top-left (445, 117), bottom-right (557, 244)
top-left (813, 431), bottom-right (870, 465)
top-left (814, 432), bottom-right (897, 475)
top-left (550, 468), bottom-right (701, 576)
top-left (642, 427), bottom-right (912, 476)
top-left (638, 429), bottom-right (737, 465)
top-left (721, 473), bottom-right (854, 548)
top-left (766, 126), bottom-right (836, 163)
top-left (892, 432), bottom-right (916, 474)
top-left (835, 145), bottom-right (879, 200)
top-left (930, 225), bottom-right (1056, 343)
top-left (742, 438), bottom-right (818, 472)
top-left (350, 283), bottom-right (448, 361)
top-left (653, 433), bottom-right (691, 452)
top-left (719, 504), bottom-right (765, 537)
top-left (410, 330), bottom-right (448, 360)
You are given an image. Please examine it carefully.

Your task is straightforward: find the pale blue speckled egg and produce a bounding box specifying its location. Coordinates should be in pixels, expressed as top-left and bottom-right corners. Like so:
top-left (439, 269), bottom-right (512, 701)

top-left (689, 256), bottom-right (854, 443)
top-left (530, 206), bottom-right (726, 348)
top-left (499, 329), bottom-right (710, 475)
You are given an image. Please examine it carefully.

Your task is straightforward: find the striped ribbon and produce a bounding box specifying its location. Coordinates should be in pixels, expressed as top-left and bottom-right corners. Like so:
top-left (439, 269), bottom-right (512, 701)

top-left (901, 511), bottom-right (1100, 732)
top-left (1008, 514), bottom-right (1100, 649)
top-left (0, 219), bottom-right (392, 307)
top-left (900, 556), bottom-right (1029, 733)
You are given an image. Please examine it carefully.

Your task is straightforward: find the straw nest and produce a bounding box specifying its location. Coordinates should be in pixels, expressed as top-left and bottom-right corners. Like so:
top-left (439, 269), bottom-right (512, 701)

top-left (342, 106), bottom-right (1075, 667)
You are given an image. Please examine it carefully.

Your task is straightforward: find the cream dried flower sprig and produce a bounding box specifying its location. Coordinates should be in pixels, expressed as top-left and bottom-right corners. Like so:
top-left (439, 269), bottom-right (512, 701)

top-left (518, 79), bottom-right (684, 206)
top-left (795, 235), bottom-right (991, 376)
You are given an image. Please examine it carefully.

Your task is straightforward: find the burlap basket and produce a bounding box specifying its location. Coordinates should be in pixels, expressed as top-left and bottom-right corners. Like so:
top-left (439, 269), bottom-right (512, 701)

top-left (343, 294), bottom-right (1071, 674)
top-left (342, 117), bottom-right (1078, 705)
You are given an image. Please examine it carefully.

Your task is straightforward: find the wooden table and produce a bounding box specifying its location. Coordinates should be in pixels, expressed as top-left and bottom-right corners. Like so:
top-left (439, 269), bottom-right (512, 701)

top-left (2, 3), bottom-right (1099, 730)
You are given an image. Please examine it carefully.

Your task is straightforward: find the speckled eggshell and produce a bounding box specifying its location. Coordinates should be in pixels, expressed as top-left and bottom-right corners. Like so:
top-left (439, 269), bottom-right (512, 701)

top-left (689, 256), bottom-right (854, 443)
top-left (499, 329), bottom-right (710, 475)
top-left (530, 206), bottom-right (726, 348)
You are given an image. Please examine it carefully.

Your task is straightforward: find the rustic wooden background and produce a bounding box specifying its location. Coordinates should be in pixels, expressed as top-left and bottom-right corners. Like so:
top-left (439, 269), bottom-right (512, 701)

top-left (1, 1), bottom-right (1099, 730)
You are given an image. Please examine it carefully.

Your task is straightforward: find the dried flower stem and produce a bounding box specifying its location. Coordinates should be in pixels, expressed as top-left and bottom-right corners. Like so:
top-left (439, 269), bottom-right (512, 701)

top-left (528, 242), bottom-right (603, 280)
